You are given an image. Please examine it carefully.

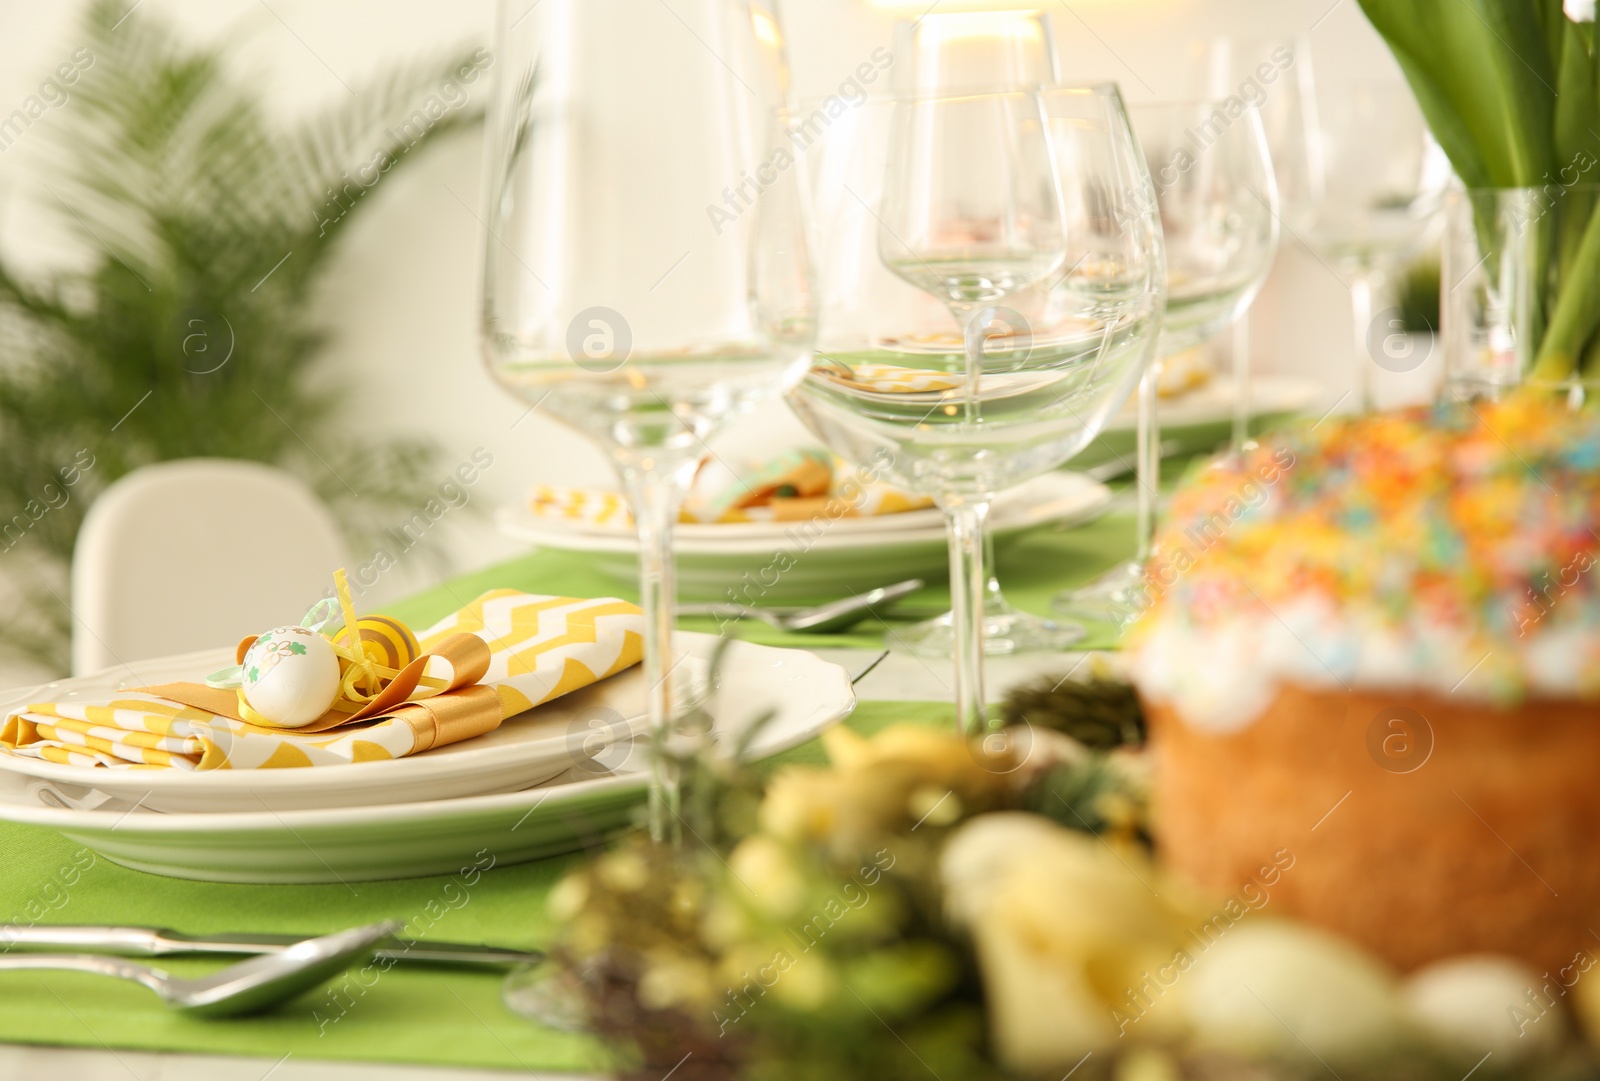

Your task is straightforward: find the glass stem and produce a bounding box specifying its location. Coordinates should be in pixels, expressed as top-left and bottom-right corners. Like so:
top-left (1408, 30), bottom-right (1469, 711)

top-left (1231, 315), bottom-right (1253, 454)
top-left (1350, 269), bottom-right (1378, 415)
top-left (982, 525), bottom-right (1007, 617)
top-left (945, 299), bottom-right (996, 735)
top-left (945, 498), bottom-right (991, 736)
top-left (616, 451), bottom-right (698, 845)
top-left (1135, 360), bottom-right (1163, 564)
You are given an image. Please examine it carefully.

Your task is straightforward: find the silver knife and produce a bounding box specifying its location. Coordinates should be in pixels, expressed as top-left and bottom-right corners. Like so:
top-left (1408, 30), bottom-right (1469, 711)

top-left (0, 925), bottom-right (544, 969)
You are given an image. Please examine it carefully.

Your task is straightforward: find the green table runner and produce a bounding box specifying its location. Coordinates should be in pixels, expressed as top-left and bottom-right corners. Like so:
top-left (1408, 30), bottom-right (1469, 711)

top-left (388, 508), bottom-right (1140, 652)
top-left (0, 514), bottom-right (1132, 1072)
top-left (0, 700), bottom-right (960, 1072)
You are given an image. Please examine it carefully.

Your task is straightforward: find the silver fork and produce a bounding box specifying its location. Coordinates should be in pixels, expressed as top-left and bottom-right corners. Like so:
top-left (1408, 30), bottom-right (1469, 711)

top-left (678, 578), bottom-right (924, 633)
top-left (0, 921), bottom-right (397, 1018)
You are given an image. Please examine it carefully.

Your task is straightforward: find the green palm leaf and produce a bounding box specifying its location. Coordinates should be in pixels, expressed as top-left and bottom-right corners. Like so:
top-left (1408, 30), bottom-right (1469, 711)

top-left (0, 0), bottom-right (487, 671)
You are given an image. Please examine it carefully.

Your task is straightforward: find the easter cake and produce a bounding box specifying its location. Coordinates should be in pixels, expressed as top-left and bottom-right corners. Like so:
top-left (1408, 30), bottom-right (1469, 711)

top-left (1130, 397), bottom-right (1600, 972)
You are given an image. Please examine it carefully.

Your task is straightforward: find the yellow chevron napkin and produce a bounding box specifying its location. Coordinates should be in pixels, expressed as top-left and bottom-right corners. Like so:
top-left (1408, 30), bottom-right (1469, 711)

top-left (0, 591), bottom-right (644, 771)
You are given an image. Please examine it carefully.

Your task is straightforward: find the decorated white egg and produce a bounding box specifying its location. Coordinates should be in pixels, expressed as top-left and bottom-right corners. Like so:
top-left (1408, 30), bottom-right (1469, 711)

top-left (239, 625), bottom-right (341, 728)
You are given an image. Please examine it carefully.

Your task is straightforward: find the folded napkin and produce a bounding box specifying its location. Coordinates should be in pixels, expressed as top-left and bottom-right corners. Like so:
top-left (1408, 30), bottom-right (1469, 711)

top-left (531, 449), bottom-right (932, 529)
top-left (0, 591), bottom-right (644, 771)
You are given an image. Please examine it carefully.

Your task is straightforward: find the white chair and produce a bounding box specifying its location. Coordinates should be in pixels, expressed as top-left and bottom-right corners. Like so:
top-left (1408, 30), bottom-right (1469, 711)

top-left (72, 459), bottom-right (348, 676)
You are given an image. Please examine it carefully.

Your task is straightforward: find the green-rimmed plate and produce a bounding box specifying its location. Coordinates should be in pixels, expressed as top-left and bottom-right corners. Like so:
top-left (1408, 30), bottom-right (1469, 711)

top-left (0, 634), bottom-right (854, 883)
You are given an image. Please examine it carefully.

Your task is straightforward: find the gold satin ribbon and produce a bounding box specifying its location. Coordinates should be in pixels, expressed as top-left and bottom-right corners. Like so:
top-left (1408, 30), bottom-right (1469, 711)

top-left (143, 631), bottom-right (502, 757)
top-left (233, 569), bottom-right (447, 726)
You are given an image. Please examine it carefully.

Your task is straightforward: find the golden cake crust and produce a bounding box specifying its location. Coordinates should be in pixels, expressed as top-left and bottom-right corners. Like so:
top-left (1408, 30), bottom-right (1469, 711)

top-left (1146, 685), bottom-right (1600, 973)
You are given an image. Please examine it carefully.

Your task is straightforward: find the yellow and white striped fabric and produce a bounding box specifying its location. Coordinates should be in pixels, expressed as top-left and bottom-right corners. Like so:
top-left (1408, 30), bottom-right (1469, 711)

top-left (529, 486), bottom-right (635, 528)
top-left (418, 590), bottom-right (642, 719)
top-left (0, 591), bottom-right (644, 771)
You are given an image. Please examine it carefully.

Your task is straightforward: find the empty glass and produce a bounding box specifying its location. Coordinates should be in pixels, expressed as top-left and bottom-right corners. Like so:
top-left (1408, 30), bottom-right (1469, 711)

top-left (1055, 98), bottom-right (1279, 625)
top-left (478, 0), bottom-right (813, 842)
top-left (1294, 83), bottom-right (1449, 413)
top-left (1187, 36), bottom-right (1318, 453)
top-left (791, 85), bottom-right (1164, 731)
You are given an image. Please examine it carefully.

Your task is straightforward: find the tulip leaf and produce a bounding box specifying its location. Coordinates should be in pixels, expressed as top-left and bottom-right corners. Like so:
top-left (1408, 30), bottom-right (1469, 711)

top-left (1357, 0), bottom-right (1555, 186)
top-left (1535, 0), bottom-right (1571, 73)
top-left (1556, 19), bottom-right (1600, 172)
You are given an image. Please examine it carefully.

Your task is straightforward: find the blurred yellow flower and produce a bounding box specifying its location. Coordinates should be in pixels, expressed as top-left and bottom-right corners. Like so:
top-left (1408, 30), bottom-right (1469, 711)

top-left (638, 949), bottom-right (716, 1011)
top-left (942, 814), bottom-right (1201, 1072)
top-left (761, 723), bottom-right (1016, 857)
top-left (729, 835), bottom-right (808, 919)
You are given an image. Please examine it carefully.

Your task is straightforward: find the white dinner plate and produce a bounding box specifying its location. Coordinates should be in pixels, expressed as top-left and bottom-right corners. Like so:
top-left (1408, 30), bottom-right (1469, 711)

top-left (0, 634), bottom-right (855, 883)
top-left (0, 647), bottom-right (713, 814)
top-left (497, 471), bottom-right (1113, 602)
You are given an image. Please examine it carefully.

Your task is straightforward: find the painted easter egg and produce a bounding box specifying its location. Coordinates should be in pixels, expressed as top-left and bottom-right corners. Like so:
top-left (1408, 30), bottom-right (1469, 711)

top-left (239, 625), bottom-right (341, 728)
top-left (334, 615), bottom-right (421, 671)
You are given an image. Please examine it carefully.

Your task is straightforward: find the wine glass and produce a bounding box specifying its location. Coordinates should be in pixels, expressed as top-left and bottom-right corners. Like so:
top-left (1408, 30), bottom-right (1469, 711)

top-left (791, 85), bottom-right (1165, 732)
top-left (1294, 83), bottom-right (1449, 413)
top-left (1054, 99), bottom-right (1279, 624)
top-left (889, 10), bottom-right (1106, 657)
top-left (1187, 36), bottom-right (1318, 454)
top-left (895, 81), bottom-right (1165, 658)
top-left (478, 0), bottom-right (812, 843)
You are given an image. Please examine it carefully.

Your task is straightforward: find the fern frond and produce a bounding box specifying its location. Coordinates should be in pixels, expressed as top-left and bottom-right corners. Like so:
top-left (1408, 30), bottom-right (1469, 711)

top-left (0, 0), bottom-right (484, 672)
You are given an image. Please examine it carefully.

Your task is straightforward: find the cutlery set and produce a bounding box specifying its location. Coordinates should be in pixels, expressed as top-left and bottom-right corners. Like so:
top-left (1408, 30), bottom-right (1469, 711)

top-left (0, 922), bottom-right (538, 1018)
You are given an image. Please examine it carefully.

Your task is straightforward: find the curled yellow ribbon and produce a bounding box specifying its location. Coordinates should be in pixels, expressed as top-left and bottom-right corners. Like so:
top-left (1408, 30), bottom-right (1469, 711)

top-left (236, 568), bottom-right (444, 727)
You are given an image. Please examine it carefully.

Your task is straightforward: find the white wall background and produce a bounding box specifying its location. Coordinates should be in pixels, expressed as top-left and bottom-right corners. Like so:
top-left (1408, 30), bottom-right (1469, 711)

top-left (0, 0), bottom-right (1419, 681)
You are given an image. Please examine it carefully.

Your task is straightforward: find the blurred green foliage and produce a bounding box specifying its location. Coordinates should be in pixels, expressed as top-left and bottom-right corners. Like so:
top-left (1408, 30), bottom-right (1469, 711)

top-left (0, 0), bottom-right (483, 671)
top-left (1395, 256), bottom-right (1441, 337)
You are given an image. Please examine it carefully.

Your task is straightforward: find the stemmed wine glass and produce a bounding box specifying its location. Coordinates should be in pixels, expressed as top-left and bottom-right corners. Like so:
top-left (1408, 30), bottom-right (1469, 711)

top-left (896, 78), bottom-right (1165, 658)
top-left (1054, 99), bottom-right (1279, 624)
top-left (1294, 83), bottom-right (1449, 413)
top-left (1187, 36), bottom-right (1318, 454)
top-left (889, 10), bottom-right (1118, 657)
top-left (478, 0), bottom-right (812, 843)
top-left (791, 85), bottom-right (1165, 732)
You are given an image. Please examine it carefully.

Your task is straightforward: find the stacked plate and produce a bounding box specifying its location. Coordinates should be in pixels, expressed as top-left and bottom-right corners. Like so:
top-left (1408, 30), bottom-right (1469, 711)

top-left (0, 633), bottom-right (856, 883)
top-left (497, 377), bottom-right (1323, 603)
top-left (499, 471), bottom-right (1115, 601)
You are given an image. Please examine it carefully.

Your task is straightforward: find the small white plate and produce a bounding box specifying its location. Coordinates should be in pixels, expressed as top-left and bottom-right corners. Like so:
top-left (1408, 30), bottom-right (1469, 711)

top-left (1104, 373), bottom-right (1323, 432)
top-left (0, 635), bottom-right (855, 883)
top-left (497, 471), bottom-right (1113, 602)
